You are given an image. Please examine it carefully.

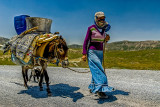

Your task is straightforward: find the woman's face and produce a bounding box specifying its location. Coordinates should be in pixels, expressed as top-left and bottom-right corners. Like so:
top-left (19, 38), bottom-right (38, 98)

top-left (96, 16), bottom-right (106, 27)
top-left (97, 16), bottom-right (105, 22)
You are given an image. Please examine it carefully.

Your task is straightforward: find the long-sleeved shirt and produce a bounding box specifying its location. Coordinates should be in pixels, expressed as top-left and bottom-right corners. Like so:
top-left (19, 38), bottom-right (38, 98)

top-left (82, 24), bottom-right (110, 55)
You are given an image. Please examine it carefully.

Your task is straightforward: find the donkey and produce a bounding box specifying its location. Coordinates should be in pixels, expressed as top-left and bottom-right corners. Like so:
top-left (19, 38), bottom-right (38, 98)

top-left (21, 36), bottom-right (69, 96)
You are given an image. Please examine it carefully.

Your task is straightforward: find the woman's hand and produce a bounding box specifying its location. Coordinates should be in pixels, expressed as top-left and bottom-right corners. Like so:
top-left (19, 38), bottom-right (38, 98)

top-left (82, 54), bottom-right (87, 61)
top-left (105, 34), bottom-right (110, 42)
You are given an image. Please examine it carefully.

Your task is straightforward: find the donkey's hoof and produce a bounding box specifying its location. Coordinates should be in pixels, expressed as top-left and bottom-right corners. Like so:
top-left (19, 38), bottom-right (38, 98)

top-left (47, 89), bottom-right (52, 96)
top-left (24, 85), bottom-right (29, 89)
top-left (47, 92), bottom-right (52, 96)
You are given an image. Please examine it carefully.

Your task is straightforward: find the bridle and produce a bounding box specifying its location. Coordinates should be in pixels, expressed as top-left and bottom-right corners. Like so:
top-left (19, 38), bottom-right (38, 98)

top-left (48, 36), bottom-right (68, 64)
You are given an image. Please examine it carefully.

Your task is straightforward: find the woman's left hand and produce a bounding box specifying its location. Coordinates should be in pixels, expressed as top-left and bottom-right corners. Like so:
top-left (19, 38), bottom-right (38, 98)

top-left (82, 54), bottom-right (87, 61)
top-left (105, 34), bottom-right (110, 42)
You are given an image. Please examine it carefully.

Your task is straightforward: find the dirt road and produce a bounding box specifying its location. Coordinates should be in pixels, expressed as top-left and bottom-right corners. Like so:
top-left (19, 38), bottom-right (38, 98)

top-left (0, 65), bottom-right (159, 107)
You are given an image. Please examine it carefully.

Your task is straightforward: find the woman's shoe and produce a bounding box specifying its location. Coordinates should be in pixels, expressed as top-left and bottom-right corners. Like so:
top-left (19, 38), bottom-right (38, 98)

top-left (89, 89), bottom-right (92, 94)
top-left (97, 92), bottom-right (108, 98)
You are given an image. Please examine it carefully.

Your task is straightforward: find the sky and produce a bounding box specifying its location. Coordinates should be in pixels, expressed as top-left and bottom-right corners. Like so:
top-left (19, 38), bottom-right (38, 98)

top-left (0, 0), bottom-right (160, 45)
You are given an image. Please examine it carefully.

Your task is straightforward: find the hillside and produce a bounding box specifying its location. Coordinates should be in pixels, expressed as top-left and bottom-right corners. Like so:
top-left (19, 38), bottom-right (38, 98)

top-left (68, 44), bottom-right (82, 49)
top-left (106, 40), bottom-right (160, 51)
top-left (68, 40), bottom-right (160, 51)
top-left (0, 36), bottom-right (160, 51)
top-left (0, 37), bottom-right (9, 45)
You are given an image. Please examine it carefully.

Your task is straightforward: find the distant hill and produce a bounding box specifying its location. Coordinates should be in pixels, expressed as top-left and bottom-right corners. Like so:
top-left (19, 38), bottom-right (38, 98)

top-left (106, 40), bottom-right (160, 51)
top-left (68, 44), bottom-right (82, 49)
top-left (1, 37), bottom-right (160, 51)
top-left (69, 40), bottom-right (160, 51)
top-left (0, 37), bottom-right (9, 45)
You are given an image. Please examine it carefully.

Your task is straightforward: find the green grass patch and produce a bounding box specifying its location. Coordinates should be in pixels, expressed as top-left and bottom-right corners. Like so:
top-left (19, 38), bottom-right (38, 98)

top-left (1, 49), bottom-right (160, 70)
top-left (70, 49), bottom-right (160, 70)
top-left (104, 49), bottom-right (160, 70)
top-left (68, 49), bottom-right (83, 59)
top-left (0, 50), bottom-right (15, 65)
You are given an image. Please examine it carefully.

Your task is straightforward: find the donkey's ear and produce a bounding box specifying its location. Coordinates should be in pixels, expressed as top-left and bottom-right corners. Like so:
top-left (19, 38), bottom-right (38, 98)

top-left (54, 32), bottom-right (59, 34)
top-left (60, 35), bottom-right (63, 39)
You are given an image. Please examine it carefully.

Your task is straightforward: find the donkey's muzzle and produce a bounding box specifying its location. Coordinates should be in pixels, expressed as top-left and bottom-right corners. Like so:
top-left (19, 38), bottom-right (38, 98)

top-left (61, 59), bottom-right (69, 68)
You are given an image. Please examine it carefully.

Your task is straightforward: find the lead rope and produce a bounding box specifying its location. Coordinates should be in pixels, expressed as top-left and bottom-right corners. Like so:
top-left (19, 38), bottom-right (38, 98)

top-left (52, 38), bottom-right (90, 73)
top-left (64, 67), bottom-right (90, 73)
top-left (63, 39), bottom-right (107, 74)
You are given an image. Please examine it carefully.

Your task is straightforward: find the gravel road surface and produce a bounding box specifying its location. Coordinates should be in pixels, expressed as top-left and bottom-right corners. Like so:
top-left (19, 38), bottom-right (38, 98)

top-left (0, 65), bottom-right (159, 107)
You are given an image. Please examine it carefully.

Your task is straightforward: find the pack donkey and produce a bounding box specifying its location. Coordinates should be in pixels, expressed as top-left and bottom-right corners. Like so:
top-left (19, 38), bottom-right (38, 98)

top-left (22, 35), bottom-right (68, 96)
top-left (3, 17), bottom-right (69, 96)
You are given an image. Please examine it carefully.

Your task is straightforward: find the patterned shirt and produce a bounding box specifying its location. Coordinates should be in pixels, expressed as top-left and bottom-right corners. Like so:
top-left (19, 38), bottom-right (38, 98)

top-left (82, 24), bottom-right (111, 55)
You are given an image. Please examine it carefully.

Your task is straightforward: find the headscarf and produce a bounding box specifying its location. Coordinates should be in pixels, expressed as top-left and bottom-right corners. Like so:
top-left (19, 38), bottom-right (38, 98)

top-left (94, 12), bottom-right (108, 29)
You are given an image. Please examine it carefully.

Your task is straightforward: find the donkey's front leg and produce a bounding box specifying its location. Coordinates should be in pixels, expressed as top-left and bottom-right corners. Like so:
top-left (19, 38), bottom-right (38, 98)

top-left (22, 66), bottom-right (28, 89)
top-left (40, 60), bottom-right (52, 96)
top-left (44, 68), bottom-right (52, 96)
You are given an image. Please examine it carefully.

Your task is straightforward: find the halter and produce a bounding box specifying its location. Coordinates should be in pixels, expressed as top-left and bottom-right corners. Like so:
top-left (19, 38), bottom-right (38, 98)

top-left (48, 36), bottom-right (67, 64)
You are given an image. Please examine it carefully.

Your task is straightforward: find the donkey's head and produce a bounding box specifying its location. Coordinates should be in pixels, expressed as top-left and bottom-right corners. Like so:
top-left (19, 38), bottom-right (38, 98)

top-left (47, 36), bottom-right (69, 67)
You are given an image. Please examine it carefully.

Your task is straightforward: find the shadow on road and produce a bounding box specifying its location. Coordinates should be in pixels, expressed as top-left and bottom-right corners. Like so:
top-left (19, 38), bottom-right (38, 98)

top-left (51, 83), bottom-right (84, 102)
top-left (11, 82), bottom-right (24, 87)
top-left (17, 82), bottom-right (129, 104)
top-left (17, 85), bottom-right (48, 98)
top-left (95, 89), bottom-right (130, 104)
top-left (108, 89), bottom-right (130, 96)
top-left (17, 83), bottom-right (84, 102)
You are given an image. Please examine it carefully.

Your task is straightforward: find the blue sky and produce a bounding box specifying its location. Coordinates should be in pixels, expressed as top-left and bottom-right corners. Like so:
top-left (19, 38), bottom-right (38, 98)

top-left (0, 0), bottom-right (160, 45)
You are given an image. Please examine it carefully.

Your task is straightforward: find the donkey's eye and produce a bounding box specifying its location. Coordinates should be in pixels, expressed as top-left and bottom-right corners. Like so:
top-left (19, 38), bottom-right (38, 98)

top-left (59, 49), bottom-right (63, 52)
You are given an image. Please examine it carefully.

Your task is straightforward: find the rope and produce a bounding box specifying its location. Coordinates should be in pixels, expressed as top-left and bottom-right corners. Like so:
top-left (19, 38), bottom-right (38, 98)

top-left (63, 35), bottom-right (108, 74)
top-left (63, 67), bottom-right (90, 73)
top-left (19, 26), bottom-right (38, 37)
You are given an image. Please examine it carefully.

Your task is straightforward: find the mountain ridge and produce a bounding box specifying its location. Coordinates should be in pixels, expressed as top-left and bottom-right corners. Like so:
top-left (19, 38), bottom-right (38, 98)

top-left (0, 36), bottom-right (160, 51)
top-left (0, 37), bottom-right (9, 45)
top-left (68, 40), bottom-right (160, 51)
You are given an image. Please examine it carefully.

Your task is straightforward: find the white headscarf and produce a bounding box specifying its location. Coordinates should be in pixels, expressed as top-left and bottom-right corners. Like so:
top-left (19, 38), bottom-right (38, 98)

top-left (94, 12), bottom-right (108, 29)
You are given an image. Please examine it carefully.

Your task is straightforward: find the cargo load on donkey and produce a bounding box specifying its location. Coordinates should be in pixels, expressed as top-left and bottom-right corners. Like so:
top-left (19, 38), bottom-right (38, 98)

top-left (2, 15), bottom-right (69, 96)
top-left (14, 15), bottom-right (30, 35)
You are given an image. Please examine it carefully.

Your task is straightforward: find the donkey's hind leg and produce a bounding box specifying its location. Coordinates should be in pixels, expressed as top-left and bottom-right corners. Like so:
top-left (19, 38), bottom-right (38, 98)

top-left (22, 66), bottom-right (29, 89)
top-left (39, 68), bottom-right (44, 91)
top-left (25, 68), bottom-right (29, 81)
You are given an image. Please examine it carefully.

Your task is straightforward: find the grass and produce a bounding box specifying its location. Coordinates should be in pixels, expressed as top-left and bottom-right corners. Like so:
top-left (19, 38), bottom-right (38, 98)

top-left (104, 49), bottom-right (160, 70)
top-left (0, 51), bottom-right (15, 65)
top-left (1, 49), bottom-right (160, 70)
top-left (71, 49), bottom-right (160, 70)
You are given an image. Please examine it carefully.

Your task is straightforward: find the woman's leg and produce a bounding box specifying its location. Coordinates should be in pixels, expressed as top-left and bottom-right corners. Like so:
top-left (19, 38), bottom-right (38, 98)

top-left (87, 49), bottom-right (113, 94)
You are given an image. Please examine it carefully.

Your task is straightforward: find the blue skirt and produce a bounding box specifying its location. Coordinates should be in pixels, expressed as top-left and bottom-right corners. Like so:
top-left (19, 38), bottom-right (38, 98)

top-left (87, 49), bottom-right (114, 93)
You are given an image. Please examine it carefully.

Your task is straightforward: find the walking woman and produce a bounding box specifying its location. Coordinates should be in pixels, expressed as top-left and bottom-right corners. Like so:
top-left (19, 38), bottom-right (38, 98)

top-left (82, 12), bottom-right (114, 98)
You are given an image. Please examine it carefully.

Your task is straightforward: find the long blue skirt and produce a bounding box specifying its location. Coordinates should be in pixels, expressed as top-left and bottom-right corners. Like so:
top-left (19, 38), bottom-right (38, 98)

top-left (87, 49), bottom-right (114, 93)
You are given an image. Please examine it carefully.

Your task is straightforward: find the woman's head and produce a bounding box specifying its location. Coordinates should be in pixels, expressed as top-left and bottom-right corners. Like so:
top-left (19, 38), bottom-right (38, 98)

top-left (94, 12), bottom-right (107, 29)
top-left (95, 12), bottom-right (105, 19)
